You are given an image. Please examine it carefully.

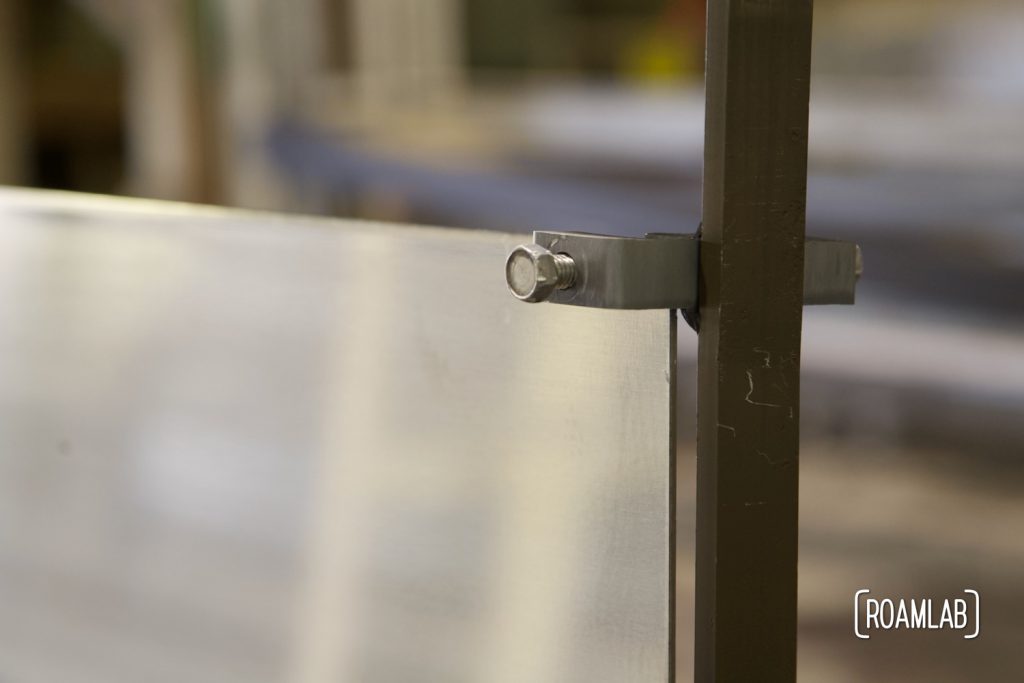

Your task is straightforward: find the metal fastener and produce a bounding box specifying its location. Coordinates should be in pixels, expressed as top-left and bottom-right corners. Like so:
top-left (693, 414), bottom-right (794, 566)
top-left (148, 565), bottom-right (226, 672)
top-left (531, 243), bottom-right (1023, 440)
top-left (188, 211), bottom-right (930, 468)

top-left (505, 231), bottom-right (859, 311)
top-left (505, 244), bottom-right (576, 303)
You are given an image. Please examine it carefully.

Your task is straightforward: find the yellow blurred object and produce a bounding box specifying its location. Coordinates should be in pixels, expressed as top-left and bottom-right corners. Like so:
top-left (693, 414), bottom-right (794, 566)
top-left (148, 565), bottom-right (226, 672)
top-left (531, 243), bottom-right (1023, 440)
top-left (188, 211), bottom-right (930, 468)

top-left (620, 29), bottom-right (697, 83)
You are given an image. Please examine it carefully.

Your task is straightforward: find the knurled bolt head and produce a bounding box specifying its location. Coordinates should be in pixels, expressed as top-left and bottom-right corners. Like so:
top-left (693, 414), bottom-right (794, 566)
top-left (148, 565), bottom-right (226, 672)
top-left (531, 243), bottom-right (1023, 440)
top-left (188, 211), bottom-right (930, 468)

top-left (505, 244), bottom-right (577, 303)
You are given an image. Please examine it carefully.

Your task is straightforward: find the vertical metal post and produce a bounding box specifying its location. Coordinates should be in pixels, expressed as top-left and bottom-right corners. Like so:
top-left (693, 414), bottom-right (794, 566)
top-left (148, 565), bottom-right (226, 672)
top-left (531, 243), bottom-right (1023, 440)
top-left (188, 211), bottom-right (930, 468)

top-left (694, 0), bottom-right (813, 680)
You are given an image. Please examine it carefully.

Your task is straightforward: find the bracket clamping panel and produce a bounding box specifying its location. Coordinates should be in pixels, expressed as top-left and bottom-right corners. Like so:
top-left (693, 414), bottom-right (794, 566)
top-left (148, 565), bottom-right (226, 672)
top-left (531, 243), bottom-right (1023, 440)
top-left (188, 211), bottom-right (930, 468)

top-left (505, 231), bottom-right (861, 312)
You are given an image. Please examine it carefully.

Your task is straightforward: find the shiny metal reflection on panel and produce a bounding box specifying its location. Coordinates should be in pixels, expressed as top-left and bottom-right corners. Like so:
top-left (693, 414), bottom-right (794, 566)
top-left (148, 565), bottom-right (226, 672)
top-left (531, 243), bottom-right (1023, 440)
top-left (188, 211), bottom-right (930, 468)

top-left (0, 188), bottom-right (675, 683)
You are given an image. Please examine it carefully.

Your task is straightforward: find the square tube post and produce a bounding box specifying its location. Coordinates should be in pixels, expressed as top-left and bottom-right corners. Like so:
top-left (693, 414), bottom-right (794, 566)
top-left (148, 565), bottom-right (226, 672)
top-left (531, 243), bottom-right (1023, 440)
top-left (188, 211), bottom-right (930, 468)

top-left (694, 0), bottom-right (814, 680)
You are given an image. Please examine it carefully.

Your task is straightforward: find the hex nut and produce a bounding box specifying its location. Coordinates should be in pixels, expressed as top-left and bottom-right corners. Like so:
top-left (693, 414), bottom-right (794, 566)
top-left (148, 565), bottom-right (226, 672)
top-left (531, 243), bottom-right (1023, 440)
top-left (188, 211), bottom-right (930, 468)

top-left (505, 244), bottom-right (575, 303)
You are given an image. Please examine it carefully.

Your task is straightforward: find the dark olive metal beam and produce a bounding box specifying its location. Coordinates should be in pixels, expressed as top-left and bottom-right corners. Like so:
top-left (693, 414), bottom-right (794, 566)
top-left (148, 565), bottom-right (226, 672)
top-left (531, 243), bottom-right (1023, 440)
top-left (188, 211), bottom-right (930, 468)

top-left (694, 0), bottom-right (814, 680)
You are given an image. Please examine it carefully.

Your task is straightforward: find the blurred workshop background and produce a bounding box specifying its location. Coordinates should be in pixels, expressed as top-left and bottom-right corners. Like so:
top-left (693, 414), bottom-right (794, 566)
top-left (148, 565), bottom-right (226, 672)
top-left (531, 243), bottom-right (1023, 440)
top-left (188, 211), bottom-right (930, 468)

top-left (0, 0), bottom-right (1022, 681)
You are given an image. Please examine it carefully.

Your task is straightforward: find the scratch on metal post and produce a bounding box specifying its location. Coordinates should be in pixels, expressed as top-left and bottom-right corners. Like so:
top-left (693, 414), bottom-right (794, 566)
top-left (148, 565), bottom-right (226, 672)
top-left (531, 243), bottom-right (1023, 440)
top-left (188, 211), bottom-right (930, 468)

top-left (745, 370), bottom-right (782, 409)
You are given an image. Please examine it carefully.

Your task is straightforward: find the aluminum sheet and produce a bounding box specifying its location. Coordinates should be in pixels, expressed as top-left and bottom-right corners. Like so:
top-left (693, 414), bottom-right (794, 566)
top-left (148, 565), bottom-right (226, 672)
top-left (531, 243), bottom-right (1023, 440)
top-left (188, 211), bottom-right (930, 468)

top-left (0, 188), bottom-right (676, 683)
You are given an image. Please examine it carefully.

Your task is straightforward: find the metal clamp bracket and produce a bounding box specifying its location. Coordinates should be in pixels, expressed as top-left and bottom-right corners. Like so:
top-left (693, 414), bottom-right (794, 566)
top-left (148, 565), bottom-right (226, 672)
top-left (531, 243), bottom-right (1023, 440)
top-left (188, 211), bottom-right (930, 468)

top-left (505, 230), bottom-right (861, 311)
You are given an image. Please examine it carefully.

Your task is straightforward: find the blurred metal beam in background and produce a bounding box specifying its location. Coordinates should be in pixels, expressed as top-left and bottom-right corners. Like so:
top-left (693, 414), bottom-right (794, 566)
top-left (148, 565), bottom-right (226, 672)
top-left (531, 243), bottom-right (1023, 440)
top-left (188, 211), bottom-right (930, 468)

top-left (123, 1), bottom-right (204, 201)
top-left (695, 0), bottom-right (814, 680)
top-left (217, 0), bottom-right (313, 210)
top-left (351, 0), bottom-right (463, 113)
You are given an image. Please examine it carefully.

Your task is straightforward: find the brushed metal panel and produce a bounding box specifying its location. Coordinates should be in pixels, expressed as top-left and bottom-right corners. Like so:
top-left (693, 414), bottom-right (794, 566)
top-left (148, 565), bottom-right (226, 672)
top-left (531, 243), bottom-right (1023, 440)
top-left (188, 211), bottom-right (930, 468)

top-left (0, 188), bottom-right (675, 683)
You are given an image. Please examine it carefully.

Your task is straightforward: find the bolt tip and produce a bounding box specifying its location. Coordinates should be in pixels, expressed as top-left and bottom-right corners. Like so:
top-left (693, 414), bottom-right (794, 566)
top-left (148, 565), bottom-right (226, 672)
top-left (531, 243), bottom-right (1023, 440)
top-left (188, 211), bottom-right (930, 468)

top-left (506, 246), bottom-right (541, 301)
top-left (505, 243), bottom-right (577, 303)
